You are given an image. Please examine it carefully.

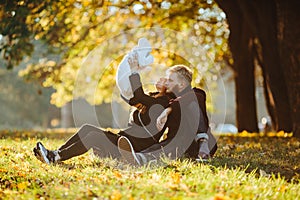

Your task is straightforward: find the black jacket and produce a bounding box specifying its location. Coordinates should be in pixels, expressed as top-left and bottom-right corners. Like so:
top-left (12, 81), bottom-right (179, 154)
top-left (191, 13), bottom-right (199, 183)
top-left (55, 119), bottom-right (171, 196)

top-left (143, 86), bottom-right (217, 158)
top-left (119, 73), bottom-right (174, 151)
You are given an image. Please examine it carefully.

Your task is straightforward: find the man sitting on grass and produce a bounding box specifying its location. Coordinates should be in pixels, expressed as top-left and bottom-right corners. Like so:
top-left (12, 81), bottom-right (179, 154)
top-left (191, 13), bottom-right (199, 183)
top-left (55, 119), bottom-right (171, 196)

top-left (118, 64), bottom-right (217, 165)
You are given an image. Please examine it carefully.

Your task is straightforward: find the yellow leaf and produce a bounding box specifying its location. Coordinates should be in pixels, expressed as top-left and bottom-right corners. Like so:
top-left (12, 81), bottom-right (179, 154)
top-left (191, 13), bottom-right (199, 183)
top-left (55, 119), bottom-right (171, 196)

top-left (17, 182), bottom-right (28, 190)
top-left (81, 0), bottom-right (90, 7)
top-left (18, 172), bottom-right (26, 177)
top-left (279, 185), bottom-right (287, 192)
top-left (171, 172), bottom-right (181, 184)
top-left (0, 168), bottom-right (7, 173)
top-left (239, 131), bottom-right (249, 137)
top-left (214, 193), bottom-right (230, 200)
top-left (277, 131), bottom-right (284, 136)
top-left (110, 190), bottom-right (122, 200)
top-left (113, 171), bottom-right (122, 179)
top-left (267, 132), bottom-right (276, 137)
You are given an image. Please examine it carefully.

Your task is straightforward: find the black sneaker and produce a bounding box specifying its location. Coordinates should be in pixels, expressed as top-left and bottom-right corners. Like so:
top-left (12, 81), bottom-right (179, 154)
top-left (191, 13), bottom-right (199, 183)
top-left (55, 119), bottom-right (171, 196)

top-left (33, 146), bottom-right (44, 163)
top-left (118, 136), bottom-right (142, 166)
top-left (35, 142), bottom-right (56, 164)
top-left (196, 139), bottom-right (210, 162)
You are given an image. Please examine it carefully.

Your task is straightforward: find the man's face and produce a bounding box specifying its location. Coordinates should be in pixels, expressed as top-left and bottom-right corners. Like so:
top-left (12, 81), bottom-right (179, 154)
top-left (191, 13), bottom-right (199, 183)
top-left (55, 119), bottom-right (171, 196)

top-left (165, 72), bottom-right (181, 93)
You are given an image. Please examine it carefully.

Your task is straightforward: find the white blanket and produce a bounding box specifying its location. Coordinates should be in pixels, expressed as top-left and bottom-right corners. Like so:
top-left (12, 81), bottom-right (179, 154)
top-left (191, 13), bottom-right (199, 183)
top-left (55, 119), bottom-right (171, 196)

top-left (116, 38), bottom-right (154, 100)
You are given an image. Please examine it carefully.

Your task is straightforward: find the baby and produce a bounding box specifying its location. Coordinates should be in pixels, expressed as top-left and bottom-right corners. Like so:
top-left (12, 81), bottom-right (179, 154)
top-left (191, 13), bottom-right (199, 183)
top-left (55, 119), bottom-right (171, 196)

top-left (116, 38), bottom-right (154, 100)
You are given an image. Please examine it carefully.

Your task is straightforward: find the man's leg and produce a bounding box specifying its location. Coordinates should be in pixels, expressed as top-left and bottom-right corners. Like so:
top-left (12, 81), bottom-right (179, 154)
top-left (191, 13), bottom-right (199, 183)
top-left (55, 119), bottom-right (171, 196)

top-left (117, 137), bottom-right (175, 166)
top-left (118, 132), bottom-right (203, 165)
top-left (117, 136), bottom-right (145, 165)
top-left (195, 133), bottom-right (210, 160)
top-left (118, 125), bottom-right (162, 152)
top-left (207, 129), bottom-right (218, 157)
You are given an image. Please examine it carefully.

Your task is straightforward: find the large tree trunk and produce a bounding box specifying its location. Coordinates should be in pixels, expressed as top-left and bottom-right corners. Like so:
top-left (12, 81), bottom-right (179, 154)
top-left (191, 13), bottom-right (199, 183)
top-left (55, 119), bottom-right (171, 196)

top-left (216, 0), bottom-right (259, 132)
top-left (276, 0), bottom-right (300, 138)
top-left (234, 38), bottom-right (258, 132)
top-left (238, 0), bottom-right (293, 132)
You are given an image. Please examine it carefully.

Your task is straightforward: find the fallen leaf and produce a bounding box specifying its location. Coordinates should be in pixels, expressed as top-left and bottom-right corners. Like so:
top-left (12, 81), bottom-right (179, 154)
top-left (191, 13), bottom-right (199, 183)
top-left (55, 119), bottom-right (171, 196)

top-left (110, 190), bottom-right (122, 200)
top-left (213, 193), bottom-right (230, 200)
top-left (171, 172), bottom-right (181, 184)
top-left (114, 171), bottom-right (122, 179)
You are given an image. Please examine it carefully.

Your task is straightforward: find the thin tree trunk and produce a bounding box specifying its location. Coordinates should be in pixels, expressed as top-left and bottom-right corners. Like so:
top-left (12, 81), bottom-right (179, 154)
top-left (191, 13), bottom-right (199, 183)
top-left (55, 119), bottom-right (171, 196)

top-left (61, 101), bottom-right (74, 128)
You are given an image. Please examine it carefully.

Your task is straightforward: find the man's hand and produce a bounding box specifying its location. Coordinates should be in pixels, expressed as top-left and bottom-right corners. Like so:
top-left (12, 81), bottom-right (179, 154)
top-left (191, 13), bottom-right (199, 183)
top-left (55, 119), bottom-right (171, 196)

top-left (128, 52), bottom-right (140, 72)
top-left (156, 107), bottom-right (172, 131)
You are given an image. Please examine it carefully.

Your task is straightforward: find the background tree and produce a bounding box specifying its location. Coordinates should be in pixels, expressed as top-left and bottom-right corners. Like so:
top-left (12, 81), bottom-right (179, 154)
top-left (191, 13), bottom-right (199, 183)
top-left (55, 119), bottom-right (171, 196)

top-left (216, 0), bottom-right (300, 137)
top-left (0, 64), bottom-right (54, 129)
top-left (1, 0), bottom-right (229, 106)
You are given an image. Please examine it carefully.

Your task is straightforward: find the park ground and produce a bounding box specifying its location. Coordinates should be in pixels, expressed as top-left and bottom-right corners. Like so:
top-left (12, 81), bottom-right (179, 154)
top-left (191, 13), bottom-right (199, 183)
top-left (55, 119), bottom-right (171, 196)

top-left (0, 130), bottom-right (300, 199)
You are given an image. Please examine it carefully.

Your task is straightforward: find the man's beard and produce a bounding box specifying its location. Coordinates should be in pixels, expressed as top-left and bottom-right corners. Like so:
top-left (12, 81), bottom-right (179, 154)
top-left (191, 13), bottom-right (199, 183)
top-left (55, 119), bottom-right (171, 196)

top-left (167, 85), bottom-right (180, 95)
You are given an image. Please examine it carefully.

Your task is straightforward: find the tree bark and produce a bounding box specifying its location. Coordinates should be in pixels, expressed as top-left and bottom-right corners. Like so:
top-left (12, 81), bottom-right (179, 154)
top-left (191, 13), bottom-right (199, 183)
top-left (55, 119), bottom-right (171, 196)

top-left (216, 0), bottom-right (298, 135)
top-left (233, 27), bottom-right (258, 132)
top-left (216, 0), bottom-right (259, 132)
top-left (238, 0), bottom-right (293, 132)
top-left (276, 0), bottom-right (300, 138)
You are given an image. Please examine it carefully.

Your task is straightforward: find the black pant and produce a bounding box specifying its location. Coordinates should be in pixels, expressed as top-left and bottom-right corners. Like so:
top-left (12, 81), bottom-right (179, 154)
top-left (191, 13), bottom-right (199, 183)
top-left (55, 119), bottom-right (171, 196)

top-left (138, 130), bottom-right (218, 162)
top-left (57, 124), bottom-right (161, 161)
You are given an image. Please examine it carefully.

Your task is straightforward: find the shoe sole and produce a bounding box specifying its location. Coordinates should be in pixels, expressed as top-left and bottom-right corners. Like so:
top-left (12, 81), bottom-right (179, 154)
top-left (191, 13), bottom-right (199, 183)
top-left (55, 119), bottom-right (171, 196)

top-left (196, 158), bottom-right (210, 163)
top-left (118, 136), bottom-right (140, 165)
top-left (36, 142), bottom-right (50, 164)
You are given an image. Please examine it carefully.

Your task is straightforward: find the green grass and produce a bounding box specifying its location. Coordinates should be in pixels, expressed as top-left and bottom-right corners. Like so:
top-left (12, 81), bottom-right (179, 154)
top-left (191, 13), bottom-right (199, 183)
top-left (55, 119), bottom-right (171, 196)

top-left (0, 130), bottom-right (299, 199)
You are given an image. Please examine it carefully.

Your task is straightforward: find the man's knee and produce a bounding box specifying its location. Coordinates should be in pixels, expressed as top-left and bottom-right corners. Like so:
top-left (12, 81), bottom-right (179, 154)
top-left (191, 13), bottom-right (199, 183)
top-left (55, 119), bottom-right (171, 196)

top-left (80, 124), bottom-right (102, 133)
top-left (81, 123), bottom-right (95, 130)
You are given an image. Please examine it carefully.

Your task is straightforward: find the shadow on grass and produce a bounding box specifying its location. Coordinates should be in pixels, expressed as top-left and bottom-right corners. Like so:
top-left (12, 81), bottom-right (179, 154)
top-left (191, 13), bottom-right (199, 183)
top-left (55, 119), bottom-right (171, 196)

top-left (210, 135), bottom-right (300, 183)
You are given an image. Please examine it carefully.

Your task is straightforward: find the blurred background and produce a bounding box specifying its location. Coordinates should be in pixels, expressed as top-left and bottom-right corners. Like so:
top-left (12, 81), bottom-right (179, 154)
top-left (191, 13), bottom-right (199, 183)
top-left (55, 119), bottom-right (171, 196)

top-left (0, 0), bottom-right (298, 136)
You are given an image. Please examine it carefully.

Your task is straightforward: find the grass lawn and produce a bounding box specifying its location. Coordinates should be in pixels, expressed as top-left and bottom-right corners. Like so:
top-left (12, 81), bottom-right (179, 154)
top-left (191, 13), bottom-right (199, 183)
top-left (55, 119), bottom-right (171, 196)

top-left (0, 130), bottom-right (299, 199)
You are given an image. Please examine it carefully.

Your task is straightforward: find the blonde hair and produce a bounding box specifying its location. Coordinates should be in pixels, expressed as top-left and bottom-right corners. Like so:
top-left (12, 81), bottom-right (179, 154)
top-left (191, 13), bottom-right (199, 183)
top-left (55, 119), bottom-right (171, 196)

top-left (167, 65), bottom-right (192, 84)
